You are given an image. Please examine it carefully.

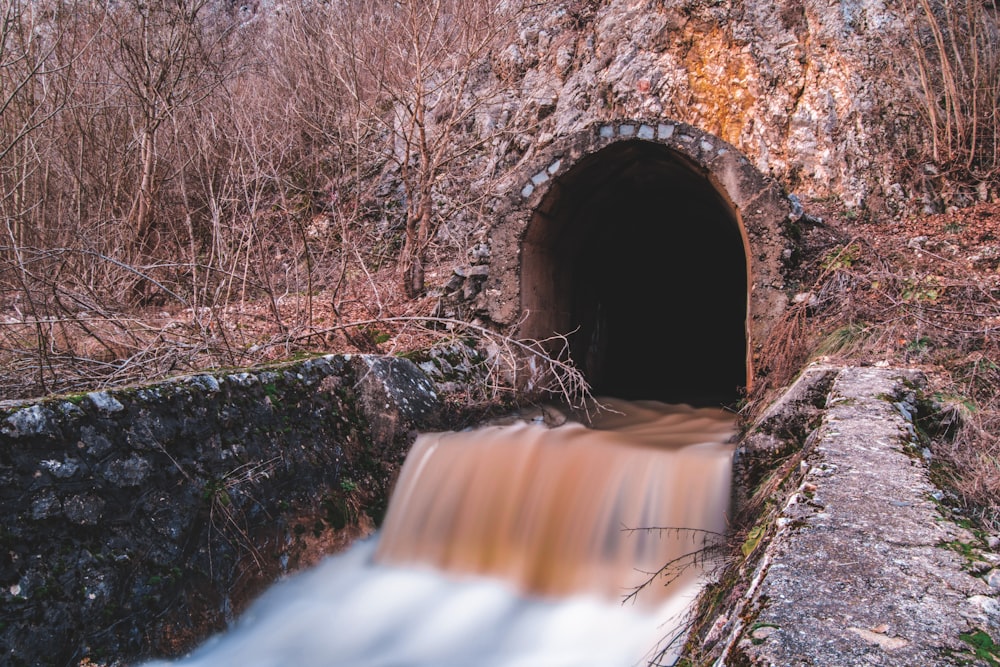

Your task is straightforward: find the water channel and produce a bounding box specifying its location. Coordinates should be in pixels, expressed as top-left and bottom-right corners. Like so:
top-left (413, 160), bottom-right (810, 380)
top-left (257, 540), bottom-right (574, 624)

top-left (144, 399), bottom-right (736, 667)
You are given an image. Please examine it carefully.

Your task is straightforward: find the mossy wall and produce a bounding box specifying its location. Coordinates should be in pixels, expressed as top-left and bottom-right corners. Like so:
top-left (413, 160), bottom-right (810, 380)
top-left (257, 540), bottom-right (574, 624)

top-left (0, 354), bottom-right (440, 666)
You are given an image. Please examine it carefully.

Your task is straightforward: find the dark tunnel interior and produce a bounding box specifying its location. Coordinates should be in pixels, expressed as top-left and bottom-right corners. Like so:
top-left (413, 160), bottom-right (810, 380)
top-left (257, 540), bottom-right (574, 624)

top-left (521, 141), bottom-right (748, 406)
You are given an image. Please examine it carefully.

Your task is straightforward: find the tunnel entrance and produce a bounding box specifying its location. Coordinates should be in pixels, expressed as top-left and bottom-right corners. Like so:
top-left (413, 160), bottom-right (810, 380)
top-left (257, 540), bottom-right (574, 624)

top-left (520, 140), bottom-right (749, 406)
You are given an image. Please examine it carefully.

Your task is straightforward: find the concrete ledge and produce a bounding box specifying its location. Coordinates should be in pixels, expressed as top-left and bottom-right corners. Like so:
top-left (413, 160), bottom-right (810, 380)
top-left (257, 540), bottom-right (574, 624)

top-left (713, 367), bottom-right (1000, 665)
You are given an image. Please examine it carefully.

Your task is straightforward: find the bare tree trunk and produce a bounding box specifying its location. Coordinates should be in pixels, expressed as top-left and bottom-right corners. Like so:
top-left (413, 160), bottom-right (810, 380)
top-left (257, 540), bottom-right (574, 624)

top-left (329, 0), bottom-right (523, 300)
top-left (401, 169), bottom-right (435, 297)
top-left (132, 126), bottom-right (157, 252)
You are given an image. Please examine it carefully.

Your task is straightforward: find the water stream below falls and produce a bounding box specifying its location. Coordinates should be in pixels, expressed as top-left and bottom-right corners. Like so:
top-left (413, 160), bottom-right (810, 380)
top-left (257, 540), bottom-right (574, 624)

top-left (144, 399), bottom-right (736, 667)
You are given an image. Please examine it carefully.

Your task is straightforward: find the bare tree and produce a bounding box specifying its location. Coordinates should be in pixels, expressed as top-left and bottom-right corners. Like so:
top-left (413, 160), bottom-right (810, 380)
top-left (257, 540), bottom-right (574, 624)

top-left (902, 0), bottom-right (1000, 180)
top-left (106, 0), bottom-right (234, 256)
top-left (0, 0), bottom-right (75, 249)
top-left (330, 0), bottom-right (524, 297)
top-left (0, 0), bottom-right (539, 399)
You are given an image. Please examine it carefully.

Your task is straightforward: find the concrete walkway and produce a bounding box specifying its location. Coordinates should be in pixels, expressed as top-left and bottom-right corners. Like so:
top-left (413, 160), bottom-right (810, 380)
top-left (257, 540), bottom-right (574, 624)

top-left (722, 367), bottom-right (1000, 666)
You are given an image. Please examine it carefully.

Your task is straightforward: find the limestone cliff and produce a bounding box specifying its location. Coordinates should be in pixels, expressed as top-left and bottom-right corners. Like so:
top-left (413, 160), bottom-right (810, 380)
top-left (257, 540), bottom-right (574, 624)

top-left (486, 0), bottom-right (917, 213)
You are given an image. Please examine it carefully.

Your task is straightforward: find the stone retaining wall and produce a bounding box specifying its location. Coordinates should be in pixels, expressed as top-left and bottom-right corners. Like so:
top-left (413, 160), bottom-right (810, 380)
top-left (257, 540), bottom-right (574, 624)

top-left (0, 355), bottom-right (440, 667)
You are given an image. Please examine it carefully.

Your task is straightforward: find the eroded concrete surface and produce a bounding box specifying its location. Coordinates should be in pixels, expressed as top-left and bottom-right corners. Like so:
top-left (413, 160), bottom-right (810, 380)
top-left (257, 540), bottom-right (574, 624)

top-left (724, 367), bottom-right (1000, 665)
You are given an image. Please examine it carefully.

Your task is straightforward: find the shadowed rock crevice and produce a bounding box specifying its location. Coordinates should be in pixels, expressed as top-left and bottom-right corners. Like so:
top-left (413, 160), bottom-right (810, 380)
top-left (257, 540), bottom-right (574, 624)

top-left (520, 140), bottom-right (748, 405)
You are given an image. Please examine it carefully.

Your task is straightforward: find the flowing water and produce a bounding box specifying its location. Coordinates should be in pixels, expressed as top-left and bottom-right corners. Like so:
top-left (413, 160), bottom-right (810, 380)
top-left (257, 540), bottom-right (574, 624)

top-left (144, 399), bottom-right (736, 667)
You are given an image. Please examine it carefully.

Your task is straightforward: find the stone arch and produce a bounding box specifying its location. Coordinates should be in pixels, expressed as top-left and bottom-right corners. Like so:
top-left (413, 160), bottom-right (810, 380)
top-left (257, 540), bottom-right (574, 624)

top-left (481, 120), bottom-right (791, 406)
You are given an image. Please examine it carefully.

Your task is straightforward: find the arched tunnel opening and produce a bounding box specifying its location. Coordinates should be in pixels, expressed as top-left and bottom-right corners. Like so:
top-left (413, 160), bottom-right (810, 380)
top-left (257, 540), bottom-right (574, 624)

top-left (520, 140), bottom-right (749, 407)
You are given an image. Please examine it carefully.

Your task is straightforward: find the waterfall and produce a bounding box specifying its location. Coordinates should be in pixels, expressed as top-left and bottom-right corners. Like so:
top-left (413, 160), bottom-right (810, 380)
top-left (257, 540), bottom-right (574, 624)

top-left (142, 400), bottom-right (735, 667)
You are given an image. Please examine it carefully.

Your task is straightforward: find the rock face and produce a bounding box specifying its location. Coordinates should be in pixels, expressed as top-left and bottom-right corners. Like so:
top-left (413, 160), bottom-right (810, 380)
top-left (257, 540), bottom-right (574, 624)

top-left (436, 0), bottom-right (925, 390)
top-left (496, 0), bottom-right (913, 211)
top-left (0, 355), bottom-right (440, 666)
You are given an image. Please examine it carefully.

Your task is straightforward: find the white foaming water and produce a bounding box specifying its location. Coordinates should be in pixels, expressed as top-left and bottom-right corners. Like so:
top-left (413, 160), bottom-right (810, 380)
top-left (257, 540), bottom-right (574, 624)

top-left (143, 540), bottom-right (700, 667)
top-left (142, 400), bottom-right (735, 667)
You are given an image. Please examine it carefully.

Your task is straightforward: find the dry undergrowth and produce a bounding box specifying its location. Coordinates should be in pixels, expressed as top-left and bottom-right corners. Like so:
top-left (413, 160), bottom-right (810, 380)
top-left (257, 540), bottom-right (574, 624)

top-left (746, 199), bottom-right (1000, 530)
top-left (0, 261), bottom-right (431, 400)
top-left (0, 256), bottom-right (595, 414)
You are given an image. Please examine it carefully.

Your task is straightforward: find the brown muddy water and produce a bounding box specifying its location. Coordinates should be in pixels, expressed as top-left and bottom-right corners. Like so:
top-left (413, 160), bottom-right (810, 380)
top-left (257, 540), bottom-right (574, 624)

top-left (142, 400), bottom-right (736, 667)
